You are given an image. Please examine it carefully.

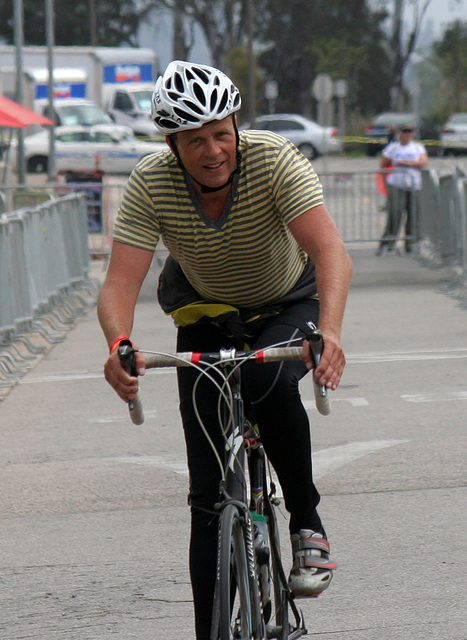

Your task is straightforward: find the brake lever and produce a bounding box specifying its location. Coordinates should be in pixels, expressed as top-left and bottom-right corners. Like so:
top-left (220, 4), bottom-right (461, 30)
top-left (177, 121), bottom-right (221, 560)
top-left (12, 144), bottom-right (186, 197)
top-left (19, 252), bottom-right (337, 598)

top-left (305, 323), bottom-right (331, 416)
top-left (118, 340), bottom-right (137, 411)
top-left (306, 323), bottom-right (326, 397)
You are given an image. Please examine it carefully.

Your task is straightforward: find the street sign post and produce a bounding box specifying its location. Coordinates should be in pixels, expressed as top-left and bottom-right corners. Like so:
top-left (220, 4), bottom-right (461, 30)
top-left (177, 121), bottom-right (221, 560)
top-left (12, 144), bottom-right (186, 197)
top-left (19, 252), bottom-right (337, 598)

top-left (265, 80), bottom-right (278, 114)
top-left (312, 73), bottom-right (333, 103)
top-left (311, 73), bottom-right (333, 131)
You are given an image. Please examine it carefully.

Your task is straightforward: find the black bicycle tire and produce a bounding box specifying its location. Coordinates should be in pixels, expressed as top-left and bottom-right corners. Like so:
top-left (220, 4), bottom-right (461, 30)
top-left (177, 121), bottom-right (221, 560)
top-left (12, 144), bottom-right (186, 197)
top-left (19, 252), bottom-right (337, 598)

top-left (212, 504), bottom-right (264, 640)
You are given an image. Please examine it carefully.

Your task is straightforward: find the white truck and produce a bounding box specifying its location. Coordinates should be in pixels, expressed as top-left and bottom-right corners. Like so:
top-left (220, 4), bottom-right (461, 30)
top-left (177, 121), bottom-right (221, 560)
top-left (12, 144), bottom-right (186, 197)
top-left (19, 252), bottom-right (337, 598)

top-left (0, 46), bottom-right (159, 138)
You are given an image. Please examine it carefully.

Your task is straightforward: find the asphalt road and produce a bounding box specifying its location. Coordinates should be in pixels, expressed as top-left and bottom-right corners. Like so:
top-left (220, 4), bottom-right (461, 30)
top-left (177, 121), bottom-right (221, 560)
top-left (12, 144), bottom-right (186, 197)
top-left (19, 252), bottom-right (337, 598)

top-left (0, 245), bottom-right (466, 639)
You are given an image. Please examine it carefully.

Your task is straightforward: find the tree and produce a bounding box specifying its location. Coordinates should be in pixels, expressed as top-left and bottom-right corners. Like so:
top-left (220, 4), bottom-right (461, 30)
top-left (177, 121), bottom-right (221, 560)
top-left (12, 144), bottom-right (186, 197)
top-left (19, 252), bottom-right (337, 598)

top-left (172, 0), bottom-right (193, 60)
top-left (433, 20), bottom-right (467, 113)
top-left (255, 0), bottom-right (391, 117)
top-left (142, 0), bottom-right (248, 70)
top-left (0, 0), bottom-right (142, 46)
top-left (130, 0), bottom-right (394, 119)
top-left (387, 0), bottom-right (433, 110)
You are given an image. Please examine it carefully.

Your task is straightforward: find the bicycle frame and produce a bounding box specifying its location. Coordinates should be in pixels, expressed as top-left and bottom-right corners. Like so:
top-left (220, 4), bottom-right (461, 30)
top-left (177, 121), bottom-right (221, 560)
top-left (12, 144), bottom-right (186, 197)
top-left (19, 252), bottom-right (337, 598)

top-left (217, 349), bottom-right (249, 504)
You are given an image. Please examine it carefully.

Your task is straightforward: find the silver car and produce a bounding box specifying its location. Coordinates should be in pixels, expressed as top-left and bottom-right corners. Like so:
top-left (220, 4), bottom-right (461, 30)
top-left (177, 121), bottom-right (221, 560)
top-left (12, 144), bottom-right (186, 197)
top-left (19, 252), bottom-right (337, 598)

top-left (241, 113), bottom-right (343, 159)
top-left (440, 113), bottom-right (467, 156)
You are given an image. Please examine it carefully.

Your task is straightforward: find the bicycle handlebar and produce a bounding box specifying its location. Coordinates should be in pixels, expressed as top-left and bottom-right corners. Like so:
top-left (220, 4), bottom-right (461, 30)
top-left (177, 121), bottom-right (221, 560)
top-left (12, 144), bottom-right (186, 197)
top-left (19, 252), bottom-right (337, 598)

top-left (118, 332), bottom-right (331, 425)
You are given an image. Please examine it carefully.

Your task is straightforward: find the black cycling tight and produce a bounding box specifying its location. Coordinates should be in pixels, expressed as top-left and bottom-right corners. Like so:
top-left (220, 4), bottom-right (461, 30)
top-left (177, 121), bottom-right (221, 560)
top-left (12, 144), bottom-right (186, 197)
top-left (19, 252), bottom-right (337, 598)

top-left (176, 299), bottom-right (323, 640)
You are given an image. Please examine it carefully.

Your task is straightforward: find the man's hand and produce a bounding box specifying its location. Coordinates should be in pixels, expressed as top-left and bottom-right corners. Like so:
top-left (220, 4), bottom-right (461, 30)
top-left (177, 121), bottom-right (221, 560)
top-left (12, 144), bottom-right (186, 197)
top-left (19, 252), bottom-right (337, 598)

top-left (302, 331), bottom-right (345, 391)
top-left (103, 348), bottom-right (146, 403)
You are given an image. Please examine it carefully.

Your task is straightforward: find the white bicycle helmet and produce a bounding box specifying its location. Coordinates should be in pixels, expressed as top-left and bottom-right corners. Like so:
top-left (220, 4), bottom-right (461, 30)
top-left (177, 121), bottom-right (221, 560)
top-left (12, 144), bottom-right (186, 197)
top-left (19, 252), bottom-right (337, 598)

top-left (151, 60), bottom-right (241, 134)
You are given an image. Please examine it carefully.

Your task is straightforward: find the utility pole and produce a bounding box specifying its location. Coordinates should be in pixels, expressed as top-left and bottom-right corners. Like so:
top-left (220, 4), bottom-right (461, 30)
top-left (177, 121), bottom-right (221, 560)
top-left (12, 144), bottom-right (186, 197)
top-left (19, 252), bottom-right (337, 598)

top-left (89, 0), bottom-right (97, 46)
top-left (13, 0), bottom-right (25, 183)
top-left (247, 0), bottom-right (255, 126)
top-left (46, 0), bottom-right (56, 181)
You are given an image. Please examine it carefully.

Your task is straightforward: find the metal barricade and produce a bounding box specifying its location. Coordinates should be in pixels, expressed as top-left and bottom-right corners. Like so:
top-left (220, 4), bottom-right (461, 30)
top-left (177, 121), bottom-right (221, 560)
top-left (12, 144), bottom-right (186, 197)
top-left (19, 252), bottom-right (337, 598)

top-left (0, 192), bottom-right (100, 396)
top-left (52, 175), bottom-right (126, 256)
top-left (0, 177), bottom-right (127, 254)
top-left (318, 171), bottom-right (388, 243)
top-left (0, 193), bottom-right (89, 335)
top-left (56, 170), bottom-right (105, 233)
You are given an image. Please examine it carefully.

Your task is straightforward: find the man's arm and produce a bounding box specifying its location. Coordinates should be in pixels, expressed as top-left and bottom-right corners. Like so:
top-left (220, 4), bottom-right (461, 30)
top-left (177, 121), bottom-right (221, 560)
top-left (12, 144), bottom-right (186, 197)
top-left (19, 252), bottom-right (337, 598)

top-left (380, 154), bottom-right (393, 169)
top-left (97, 241), bottom-right (154, 403)
top-left (396, 151), bottom-right (428, 168)
top-left (288, 204), bottom-right (353, 391)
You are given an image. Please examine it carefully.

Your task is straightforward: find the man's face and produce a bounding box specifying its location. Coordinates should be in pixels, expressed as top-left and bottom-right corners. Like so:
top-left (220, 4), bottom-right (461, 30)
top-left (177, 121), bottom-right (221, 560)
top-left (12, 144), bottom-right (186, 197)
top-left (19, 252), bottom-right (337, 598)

top-left (399, 127), bottom-right (415, 143)
top-left (171, 117), bottom-right (237, 190)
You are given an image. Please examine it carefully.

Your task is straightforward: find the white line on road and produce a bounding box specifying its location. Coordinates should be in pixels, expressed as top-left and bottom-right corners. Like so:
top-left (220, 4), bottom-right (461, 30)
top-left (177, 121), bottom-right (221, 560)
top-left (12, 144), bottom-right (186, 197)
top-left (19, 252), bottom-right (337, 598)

top-left (92, 409), bottom-right (159, 424)
top-left (20, 368), bottom-right (172, 384)
top-left (111, 439), bottom-right (408, 480)
top-left (312, 439), bottom-right (408, 479)
top-left (303, 398), bottom-right (369, 409)
top-left (347, 347), bottom-right (467, 364)
top-left (401, 391), bottom-right (467, 403)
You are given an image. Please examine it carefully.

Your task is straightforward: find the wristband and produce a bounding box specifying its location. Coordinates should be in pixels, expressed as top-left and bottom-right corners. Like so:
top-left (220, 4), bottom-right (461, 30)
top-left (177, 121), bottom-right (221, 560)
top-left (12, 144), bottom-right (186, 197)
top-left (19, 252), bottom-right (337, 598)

top-left (109, 334), bottom-right (130, 355)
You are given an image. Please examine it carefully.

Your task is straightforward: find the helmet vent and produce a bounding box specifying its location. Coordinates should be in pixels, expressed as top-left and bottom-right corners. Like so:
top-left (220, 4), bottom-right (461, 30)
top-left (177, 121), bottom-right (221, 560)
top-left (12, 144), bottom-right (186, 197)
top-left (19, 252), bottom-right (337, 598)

top-left (192, 67), bottom-right (209, 84)
top-left (156, 117), bottom-right (178, 130)
top-left (217, 89), bottom-right (228, 112)
top-left (174, 72), bottom-right (184, 92)
top-left (182, 99), bottom-right (204, 116)
top-left (210, 89), bottom-right (218, 111)
top-left (193, 83), bottom-right (207, 107)
top-left (174, 106), bottom-right (199, 123)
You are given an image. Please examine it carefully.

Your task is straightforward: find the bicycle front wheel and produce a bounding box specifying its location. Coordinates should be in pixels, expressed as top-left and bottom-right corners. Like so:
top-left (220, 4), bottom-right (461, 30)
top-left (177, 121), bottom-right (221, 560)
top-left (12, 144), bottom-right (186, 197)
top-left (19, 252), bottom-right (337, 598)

top-left (211, 504), bottom-right (265, 640)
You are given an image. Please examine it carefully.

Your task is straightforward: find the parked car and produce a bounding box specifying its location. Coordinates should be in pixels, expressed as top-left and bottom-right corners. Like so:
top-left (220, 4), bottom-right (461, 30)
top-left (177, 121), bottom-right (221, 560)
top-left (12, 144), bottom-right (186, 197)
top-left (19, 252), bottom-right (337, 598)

top-left (440, 113), bottom-right (467, 156)
top-left (240, 113), bottom-right (343, 159)
top-left (10, 124), bottom-right (167, 174)
top-left (364, 112), bottom-right (439, 156)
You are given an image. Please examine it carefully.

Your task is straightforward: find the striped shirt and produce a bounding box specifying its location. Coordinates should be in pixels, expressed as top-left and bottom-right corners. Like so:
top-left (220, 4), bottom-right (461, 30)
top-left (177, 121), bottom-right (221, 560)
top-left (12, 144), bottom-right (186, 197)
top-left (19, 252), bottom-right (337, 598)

top-left (113, 129), bottom-right (324, 309)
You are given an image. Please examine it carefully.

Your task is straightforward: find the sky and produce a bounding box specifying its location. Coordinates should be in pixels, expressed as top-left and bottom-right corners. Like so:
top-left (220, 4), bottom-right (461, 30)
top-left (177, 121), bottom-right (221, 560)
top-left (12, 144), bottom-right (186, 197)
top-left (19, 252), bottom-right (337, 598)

top-left (415, 0), bottom-right (466, 38)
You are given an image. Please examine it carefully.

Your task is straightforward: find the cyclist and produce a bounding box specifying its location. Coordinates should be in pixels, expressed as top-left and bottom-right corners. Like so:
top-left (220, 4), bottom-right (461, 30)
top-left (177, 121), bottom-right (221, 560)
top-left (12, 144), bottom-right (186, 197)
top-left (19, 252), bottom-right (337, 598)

top-left (98, 60), bottom-right (352, 640)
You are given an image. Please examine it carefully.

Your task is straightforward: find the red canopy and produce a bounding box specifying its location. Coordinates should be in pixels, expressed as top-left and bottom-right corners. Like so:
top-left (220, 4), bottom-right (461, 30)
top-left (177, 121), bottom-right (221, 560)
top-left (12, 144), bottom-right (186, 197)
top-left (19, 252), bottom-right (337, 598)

top-left (0, 95), bottom-right (56, 128)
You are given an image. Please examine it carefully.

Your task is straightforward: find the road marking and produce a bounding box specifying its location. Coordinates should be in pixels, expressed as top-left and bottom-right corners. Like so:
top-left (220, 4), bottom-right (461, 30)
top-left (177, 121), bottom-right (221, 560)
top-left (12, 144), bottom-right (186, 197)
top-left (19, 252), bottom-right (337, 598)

top-left (303, 397), bottom-right (369, 409)
top-left (111, 439), bottom-right (408, 479)
top-left (93, 386), bottom-right (467, 425)
top-left (20, 369), bottom-right (172, 384)
top-left (313, 439), bottom-right (408, 479)
top-left (92, 410), bottom-right (159, 424)
top-left (347, 347), bottom-right (467, 364)
top-left (401, 391), bottom-right (467, 403)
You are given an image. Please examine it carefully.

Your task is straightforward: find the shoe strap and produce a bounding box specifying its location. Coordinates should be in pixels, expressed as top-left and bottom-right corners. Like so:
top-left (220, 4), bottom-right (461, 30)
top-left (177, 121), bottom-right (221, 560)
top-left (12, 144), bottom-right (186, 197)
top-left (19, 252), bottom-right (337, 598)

top-left (297, 553), bottom-right (337, 570)
top-left (292, 535), bottom-right (336, 570)
top-left (292, 548), bottom-right (337, 570)
top-left (292, 536), bottom-right (330, 556)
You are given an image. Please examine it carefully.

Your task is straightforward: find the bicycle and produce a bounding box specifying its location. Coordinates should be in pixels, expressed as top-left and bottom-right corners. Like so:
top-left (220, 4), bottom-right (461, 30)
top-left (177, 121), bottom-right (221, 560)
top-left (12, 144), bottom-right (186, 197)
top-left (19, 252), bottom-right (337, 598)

top-left (118, 326), bottom-right (331, 640)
